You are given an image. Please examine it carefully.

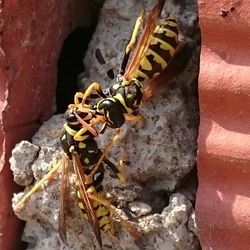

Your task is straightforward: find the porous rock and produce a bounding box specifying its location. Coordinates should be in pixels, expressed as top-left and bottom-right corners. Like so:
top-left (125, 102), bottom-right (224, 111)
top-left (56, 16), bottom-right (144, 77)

top-left (10, 141), bottom-right (40, 186)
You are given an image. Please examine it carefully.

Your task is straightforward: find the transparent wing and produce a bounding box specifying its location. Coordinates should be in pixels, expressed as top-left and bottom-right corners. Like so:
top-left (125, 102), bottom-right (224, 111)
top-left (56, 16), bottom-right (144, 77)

top-left (58, 158), bottom-right (70, 244)
top-left (71, 152), bottom-right (103, 248)
top-left (124, 0), bottom-right (166, 81)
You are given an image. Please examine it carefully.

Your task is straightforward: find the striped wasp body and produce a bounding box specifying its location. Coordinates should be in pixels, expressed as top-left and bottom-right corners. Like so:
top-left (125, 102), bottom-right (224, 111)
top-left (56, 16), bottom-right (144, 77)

top-left (13, 105), bottom-right (134, 248)
top-left (59, 106), bottom-right (119, 247)
top-left (125, 17), bottom-right (179, 83)
top-left (74, 0), bottom-right (180, 134)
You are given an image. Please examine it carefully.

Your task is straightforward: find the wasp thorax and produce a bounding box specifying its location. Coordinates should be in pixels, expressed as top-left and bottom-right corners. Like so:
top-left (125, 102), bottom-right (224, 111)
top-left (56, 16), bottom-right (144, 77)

top-left (109, 78), bottom-right (143, 112)
top-left (125, 80), bottom-right (143, 109)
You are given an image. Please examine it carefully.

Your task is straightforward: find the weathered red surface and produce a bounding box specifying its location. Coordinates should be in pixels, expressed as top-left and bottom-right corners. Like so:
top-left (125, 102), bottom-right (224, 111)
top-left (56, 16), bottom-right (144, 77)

top-left (197, 0), bottom-right (250, 249)
top-left (0, 1), bottom-right (91, 249)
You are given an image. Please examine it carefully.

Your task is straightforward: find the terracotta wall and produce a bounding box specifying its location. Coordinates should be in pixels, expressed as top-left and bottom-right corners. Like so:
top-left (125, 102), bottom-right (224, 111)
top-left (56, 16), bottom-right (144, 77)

top-left (197, 0), bottom-right (250, 249)
top-left (0, 1), bottom-right (91, 249)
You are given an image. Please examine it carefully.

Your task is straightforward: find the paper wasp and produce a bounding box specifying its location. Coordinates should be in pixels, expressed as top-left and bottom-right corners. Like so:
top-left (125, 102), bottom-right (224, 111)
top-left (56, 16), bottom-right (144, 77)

top-left (74, 0), bottom-right (180, 134)
top-left (13, 104), bottom-right (138, 248)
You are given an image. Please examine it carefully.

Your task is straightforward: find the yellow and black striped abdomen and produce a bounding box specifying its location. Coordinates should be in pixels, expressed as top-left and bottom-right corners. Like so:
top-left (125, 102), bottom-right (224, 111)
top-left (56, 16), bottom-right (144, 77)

top-left (77, 185), bottom-right (113, 233)
top-left (93, 190), bottom-right (112, 233)
top-left (134, 17), bottom-right (179, 82)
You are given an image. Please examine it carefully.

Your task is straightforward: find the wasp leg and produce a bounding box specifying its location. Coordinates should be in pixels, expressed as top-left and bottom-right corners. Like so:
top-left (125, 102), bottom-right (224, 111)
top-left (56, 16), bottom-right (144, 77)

top-left (116, 132), bottom-right (127, 183)
top-left (99, 122), bottom-right (108, 134)
top-left (125, 10), bottom-right (145, 55)
top-left (103, 158), bottom-right (120, 179)
top-left (103, 156), bottom-right (126, 183)
top-left (74, 92), bottom-right (85, 105)
top-left (119, 10), bottom-right (145, 76)
top-left (86, 133), bottom-right (121, 183)
top-left (13, 158), bottom-right (64, 213)
top-left (101, 130), bottom-right (127, 183)
top-left (124, 113), bottom-right (145, 128)
top-left (71, 83), bottom-right (107, 107)
top-left (78, 82), bottom-right (107, 106)
top-left (87, 192), bottom-right (141, 240)
top-left (118, 152), bottom-right (126, 183)
top-left (73, 115), bottom-right (107, 140)
top-left (74, 113), bottom-right (99, 138)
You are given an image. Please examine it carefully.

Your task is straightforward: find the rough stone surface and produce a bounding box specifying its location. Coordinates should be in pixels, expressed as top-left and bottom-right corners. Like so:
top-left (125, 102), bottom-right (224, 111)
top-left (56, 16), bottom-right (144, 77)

top-left (10, 141), bottom-right (40, 186)
top-left (11, 0), bottom-right (200, 249)
top-left (129, 201), bottom-right (152, 217)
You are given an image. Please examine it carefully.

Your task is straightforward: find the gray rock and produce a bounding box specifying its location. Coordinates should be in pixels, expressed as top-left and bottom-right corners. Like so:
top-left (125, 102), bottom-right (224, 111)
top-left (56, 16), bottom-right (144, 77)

top-left (129, 201), bottom-right (152, 217)
top-left (10, 141), bottom-right (40, 186)
top-left (138, 193), bottom-right (199, 250)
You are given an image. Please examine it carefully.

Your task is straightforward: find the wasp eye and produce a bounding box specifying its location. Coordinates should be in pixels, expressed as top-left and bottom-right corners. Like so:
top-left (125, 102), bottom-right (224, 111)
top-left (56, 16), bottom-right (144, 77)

top-left (65, 111), bottom-right (76, 123)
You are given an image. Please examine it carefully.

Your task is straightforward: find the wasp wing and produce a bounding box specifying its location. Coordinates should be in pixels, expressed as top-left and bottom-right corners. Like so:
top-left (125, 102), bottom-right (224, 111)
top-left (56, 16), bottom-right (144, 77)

top-left (124, 0), bottom-right (166, 81)
top-left (58, 157), bottom-right (70, 244)
top-left (71, 152), bottom-right (103, 248)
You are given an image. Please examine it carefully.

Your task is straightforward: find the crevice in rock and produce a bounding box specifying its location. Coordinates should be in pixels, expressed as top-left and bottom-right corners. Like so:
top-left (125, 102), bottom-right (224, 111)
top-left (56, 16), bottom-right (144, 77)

top-left (56, 27), bottom-right (95, 113)
top-left (56, 1), bottom-right (105, 113)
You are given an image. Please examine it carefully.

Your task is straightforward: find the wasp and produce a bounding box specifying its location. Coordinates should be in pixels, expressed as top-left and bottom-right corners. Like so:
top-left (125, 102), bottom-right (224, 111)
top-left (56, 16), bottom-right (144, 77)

top-left (58, 105), bottom-right (127, 246)
top-left (13, 103), bottom-right (137, 248)
top-left (74, 0), bottom-right (180, 134)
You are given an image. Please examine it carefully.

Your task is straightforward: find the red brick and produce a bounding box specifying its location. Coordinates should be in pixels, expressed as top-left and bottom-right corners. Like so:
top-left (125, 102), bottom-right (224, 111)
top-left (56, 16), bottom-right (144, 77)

top-left (0, 1), bottom-right (91, 249)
